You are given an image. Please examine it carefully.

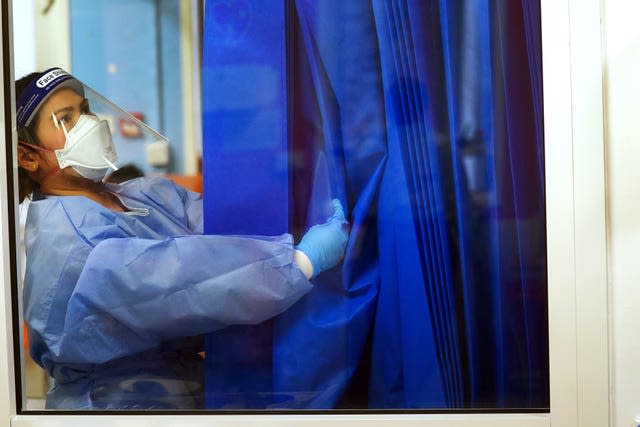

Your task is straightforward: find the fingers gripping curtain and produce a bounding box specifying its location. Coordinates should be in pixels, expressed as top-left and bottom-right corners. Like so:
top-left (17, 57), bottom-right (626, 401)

top-left (201, 0), bottom-right (547, 409)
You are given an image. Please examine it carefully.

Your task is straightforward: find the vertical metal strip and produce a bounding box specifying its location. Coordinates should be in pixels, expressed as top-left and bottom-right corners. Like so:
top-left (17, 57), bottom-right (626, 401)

top-left (1, 0), bottom-right (21, 415)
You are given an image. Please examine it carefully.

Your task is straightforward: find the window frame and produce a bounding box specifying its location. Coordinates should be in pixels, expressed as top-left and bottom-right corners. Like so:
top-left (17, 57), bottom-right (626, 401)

top-left (0, 0), bottom-right (609, 425)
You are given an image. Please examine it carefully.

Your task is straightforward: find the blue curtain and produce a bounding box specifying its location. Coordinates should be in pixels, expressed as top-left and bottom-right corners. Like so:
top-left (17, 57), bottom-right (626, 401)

top-left (202, 0), bottom-right (547, 409)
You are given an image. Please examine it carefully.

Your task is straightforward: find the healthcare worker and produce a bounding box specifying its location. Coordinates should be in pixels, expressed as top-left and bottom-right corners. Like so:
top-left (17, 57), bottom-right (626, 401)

top-left (16, 68), bottom-right (349, 410)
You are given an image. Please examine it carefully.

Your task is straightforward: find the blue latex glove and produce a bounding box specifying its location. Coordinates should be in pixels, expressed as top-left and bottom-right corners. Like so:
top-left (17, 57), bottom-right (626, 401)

top-left (296, 199), bottom-right (349, 278)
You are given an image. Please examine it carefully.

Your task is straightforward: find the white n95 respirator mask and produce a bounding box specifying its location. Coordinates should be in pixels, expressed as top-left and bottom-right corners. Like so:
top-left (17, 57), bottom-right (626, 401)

top-left (55, 114), bottom-right (119, 181)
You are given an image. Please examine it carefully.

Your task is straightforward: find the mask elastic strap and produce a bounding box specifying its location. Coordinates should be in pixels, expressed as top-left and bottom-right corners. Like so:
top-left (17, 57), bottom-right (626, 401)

top-left (101, 156), bottom-right (119, 171)
top-left (60, 119), bottom-right (70, 139)
top-left (18, 141), bottom-right (61, 184)
top-left (18, 140), bottom-right (51, 153)
top-left (39, 165), bottom-right (61, 184)
top-left (51, 112), bottom-right (60, 130)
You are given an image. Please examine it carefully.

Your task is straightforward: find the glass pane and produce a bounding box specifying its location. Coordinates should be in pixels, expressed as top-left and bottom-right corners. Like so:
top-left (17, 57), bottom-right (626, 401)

top-left (13, 0), bottom-right (548, 412)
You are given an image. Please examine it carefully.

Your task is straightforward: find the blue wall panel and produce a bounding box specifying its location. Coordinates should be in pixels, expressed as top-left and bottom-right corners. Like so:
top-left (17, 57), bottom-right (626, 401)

top-left (70, 0), bottom-right (183, 174)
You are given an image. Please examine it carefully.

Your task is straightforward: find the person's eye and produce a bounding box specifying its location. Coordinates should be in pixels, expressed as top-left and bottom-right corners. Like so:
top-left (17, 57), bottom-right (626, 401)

top-left (55, 114), bottom-right (71, 127)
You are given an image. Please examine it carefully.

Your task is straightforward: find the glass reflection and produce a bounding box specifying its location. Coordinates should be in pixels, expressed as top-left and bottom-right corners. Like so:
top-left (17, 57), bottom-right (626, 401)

top-left (16, 0), bottom-right (548, 411)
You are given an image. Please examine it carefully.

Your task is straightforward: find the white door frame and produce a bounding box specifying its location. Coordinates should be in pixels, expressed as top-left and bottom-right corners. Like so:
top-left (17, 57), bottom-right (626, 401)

top-left (0, 0), bottom-right (609, 425)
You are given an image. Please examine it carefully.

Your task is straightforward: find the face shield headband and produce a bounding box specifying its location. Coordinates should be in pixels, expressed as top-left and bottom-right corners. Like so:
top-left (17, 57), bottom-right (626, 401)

top-left (16, 67), bottom-right (84, 128)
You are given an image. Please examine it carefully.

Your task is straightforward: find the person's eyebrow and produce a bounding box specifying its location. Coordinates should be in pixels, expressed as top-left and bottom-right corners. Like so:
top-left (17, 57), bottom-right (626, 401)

top-left (52, 98), bottom-right (88, 115)
top-left (52, 106), bottom-right (74, 115)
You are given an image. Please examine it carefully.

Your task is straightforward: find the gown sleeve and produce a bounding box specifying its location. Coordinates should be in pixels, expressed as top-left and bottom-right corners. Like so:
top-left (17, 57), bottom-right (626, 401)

top-left (23, 198), bottom-right (312, 367)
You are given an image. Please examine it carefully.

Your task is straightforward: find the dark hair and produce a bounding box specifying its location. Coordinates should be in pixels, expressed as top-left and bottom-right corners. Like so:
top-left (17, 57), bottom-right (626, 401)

top-left (103, 163), bottom-right (145, 184)
top-left (16, 72), bottom-right (42, 203)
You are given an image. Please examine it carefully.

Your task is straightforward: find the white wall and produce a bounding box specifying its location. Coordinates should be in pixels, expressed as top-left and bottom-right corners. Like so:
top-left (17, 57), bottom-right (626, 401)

top-left (12, 0), bottom-right (36, 78)
top-left (12, 0), bottom-right (70, 77)
top-left (604, 1), bottom-right (640, 426)
top-left (33, 0), bottom-right (71, 72)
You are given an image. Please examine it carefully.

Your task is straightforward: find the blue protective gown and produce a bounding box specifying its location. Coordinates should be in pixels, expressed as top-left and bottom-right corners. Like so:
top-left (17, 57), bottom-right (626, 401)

top-left (22, 177), bottom-right (312, 409)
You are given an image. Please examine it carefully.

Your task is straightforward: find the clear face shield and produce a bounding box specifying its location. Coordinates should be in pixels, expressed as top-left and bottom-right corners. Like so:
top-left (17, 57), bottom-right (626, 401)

top-left (16, 68), bottom-right (169, 181)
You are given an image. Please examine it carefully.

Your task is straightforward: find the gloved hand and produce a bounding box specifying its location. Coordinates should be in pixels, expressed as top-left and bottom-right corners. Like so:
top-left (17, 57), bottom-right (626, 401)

top-left (296, 199), bottom-right (349, 278)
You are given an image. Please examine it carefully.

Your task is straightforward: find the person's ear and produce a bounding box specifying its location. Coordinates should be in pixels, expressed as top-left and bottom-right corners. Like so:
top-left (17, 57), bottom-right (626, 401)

top-left (17, 143), bottom-right (40, 172)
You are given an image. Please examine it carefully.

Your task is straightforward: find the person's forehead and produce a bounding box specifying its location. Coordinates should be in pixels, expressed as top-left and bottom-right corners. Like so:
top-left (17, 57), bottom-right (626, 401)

top-left (38, 87), bottom-right (83, 114)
